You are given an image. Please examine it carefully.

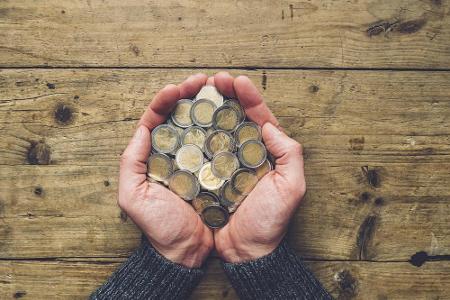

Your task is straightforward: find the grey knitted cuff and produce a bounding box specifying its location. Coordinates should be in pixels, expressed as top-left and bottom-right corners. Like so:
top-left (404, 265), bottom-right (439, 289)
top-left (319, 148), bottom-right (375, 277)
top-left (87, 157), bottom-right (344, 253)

top-left (90, 236), bottom-right (204, 300)
top-left (222, 240), bottom-right (333, 300)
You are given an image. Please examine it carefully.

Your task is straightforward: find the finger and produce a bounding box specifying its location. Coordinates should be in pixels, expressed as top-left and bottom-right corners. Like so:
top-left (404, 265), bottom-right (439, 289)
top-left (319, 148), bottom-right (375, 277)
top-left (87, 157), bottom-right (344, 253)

top-left (206, 76), bottom-right (215, 86)
top-left (262, 122), bottom-right (304, 185)
top-left (233, 75), bottom-right (279, 127)
top-left (119, 125), bottom-right (151, 193)
top-left (214, 71), bottom-right (236, 98)
top-left (138, 84), bottom-right (180, 129)
top-left (179, 73), bottom-right (208, 99)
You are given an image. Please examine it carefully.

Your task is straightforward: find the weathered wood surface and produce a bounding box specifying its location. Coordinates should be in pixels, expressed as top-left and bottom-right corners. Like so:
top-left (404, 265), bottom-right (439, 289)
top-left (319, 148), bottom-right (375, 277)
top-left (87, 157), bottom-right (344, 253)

top-left (0, 69), bottom-right (449, 265)
top-left (0, 259), bottom-right (449, 299)
top-left (0, 0), bottom-right (449, 68)
top-left (1, 69), bottom-right (449, 166)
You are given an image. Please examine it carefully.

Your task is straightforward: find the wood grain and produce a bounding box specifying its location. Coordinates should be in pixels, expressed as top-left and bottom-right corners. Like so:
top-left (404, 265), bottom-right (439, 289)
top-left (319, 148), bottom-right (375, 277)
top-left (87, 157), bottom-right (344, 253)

top-left (0, 164), bottom-right (449, 260)
top-left (0, 0), bottom-right (449, 68)
top-left (0, 259), bottom-right (449, 300)
top-left (1, 69), bottom-right (449, 166)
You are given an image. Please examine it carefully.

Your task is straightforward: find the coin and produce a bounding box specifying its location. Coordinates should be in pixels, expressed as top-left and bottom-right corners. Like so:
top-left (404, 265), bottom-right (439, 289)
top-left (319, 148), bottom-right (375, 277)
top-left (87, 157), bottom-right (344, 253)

top-left (212, 105), bottom-right (240, 132)
top-left (192, 192), bottom-right (220, 214)
top-left (198, 162), bottom-right (225, 191)
top-left (171, 99), bottom-right (193, 127)
top-left (254, 159), bottom-right (273, 179)
top-left (147, 153), bottom-right (173, 183)
top-left (220, 181), bottom-right (245, 212)
top-left (224, 99), bottom-right (245, 124)
top-left (230, 168), bottom-right (258, 195)
top-left (175, 144), bottom-right (204, 173)
top-left (211, 151), bottom-right (239, 180)
top-left (168, 170), bottom-right (200, 201)
top-left (152, 124), bottom-right (180, 154)
top-left (205, 130), bottom-right (235, 159)
top-left (234, 122), bottom-right (262, 146)
top-left (181, 126), bottom-right (207, 150)
top-left (195, 85), bottom-right (224, 107)
top-left (238, 140), bottom-right (267, 168)
top-left (191, 99), bottom-right (217, 127)
top-left (201, 205), bottom-right (229, 228)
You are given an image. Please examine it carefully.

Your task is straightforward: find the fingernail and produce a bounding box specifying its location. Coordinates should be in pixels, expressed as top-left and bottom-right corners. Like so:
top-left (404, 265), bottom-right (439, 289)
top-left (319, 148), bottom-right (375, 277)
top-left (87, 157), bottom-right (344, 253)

top-left (265, 122), bottom-right (281, 134)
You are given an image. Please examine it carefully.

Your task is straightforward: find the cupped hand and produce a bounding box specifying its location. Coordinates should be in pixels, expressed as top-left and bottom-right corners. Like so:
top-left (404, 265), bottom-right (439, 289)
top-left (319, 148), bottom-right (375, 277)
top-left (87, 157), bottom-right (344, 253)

top-left (212, 72), bottom-right (306, 263)
top-left (118, 74), bottom-right (214, 268)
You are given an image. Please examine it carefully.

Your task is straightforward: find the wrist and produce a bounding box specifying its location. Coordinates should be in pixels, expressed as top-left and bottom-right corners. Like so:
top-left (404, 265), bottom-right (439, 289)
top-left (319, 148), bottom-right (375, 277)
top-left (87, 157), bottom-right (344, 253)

top-left (217, 231), bottom-right (278, 263)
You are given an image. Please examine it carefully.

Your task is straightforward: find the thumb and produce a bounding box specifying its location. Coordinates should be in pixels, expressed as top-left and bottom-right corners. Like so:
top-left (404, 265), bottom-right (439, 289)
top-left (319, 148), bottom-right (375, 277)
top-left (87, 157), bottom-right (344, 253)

top-left (120, 125), bottom-right (151, 182)
top-left (262, 122), bottom-right (304, 185)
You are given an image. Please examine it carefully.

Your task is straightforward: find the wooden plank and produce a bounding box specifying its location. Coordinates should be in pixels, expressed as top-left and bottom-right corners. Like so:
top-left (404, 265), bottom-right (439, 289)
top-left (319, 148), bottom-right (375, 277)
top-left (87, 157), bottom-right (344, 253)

top-left (0, 0), bottom-right (449, 68)
top-left (0, 259), bottom-right (449, 299)
top-left (1, 69), bottom-right (450, 166)
top-left (0, 164), bottom-right (449, 260)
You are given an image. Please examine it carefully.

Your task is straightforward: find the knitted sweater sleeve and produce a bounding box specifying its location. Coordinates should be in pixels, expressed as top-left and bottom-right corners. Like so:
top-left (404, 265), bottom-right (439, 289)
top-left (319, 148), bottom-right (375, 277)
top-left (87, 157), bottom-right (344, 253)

top-left (89, 236), bottom-right (204, 300)
top-left (222, 240), bottom-right (333, 300)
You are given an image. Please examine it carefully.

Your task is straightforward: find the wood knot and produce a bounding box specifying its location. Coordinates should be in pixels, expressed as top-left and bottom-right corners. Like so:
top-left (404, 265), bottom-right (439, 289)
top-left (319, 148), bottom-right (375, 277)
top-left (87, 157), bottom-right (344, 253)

top-left (27, 141), bottom-right (51, 165)
top-left (261, 71), bottom-right (267, 90)
top-left (359, 192), bottom-right (371, 202)
top-left (396, 19), bottom-right (426, 34)
top-left (308, 84), bottom-right (319, 93)
top-left (54, 103), bottom-right (74, 125)
top-left (103, 180), bottom-right (110, 187)
top-left (120, 210), bottom-right (128, 223)
top-left (356, 215), bottom-right (378, 260)
top-left (34, 186), bottom-right (44, 197)
top-left (46, 82), bottom-right (56, 89)
top-left (334, 270), bottom-right (358, 298)
top-left (14, 291), bottom-right (27, 298)
top-left (361, 166), bottom-right (381, 188)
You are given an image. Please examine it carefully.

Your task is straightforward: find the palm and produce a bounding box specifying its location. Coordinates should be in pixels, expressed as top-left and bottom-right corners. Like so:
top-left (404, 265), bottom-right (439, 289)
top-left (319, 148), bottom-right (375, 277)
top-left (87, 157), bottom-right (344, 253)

top-left (128, 182), bottom-right (212, 250)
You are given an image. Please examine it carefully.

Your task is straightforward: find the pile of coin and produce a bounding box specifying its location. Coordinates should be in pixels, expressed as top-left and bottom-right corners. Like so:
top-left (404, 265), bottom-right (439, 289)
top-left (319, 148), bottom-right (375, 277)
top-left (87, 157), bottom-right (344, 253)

top-left (147, 85), bottom-right (272, 228)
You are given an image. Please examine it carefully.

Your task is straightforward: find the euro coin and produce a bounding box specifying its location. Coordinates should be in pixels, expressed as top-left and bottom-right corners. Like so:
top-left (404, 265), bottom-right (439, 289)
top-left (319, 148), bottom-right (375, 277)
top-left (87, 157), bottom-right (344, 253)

top-left (195, 85), bottom-right (224, 107)
top-left (151, 124), bottom-right (180, 154)
top-left (234, 122), bottom-right (262, 146)
top-left (198, 162), bottom-right (225, 191)
top-left (192, 192), bottom-right (220, 214)
top-left (238, 140), bottom-right (267, 168)
top-left (254, 159), bottom-right (273, 179)
top-left (220, 181), bottom-right (245, 212)
top-left (230, 168), bottom-right (258, 196)
top-left (181, 126), bottom-right (207, 150)
top-left (205, 130), bottom-right (235, 159)
top-left (211, 151), bottom-right (239, 180)
top-left (175, 144), bottom-right (204, 173)
top-left (212, 105), bottom-right (240, 132)
top-left (224, 99), bottom-right (245, 124)
top-left (168, 170), bottom-right (200, 201)
top-left (191, 99), bottom-right (217, 127)
top-left (201, 205), bottom-right (229, 228)
top-left (147, 153), bottom-right (173, 183)
top-left (171, 99), bottom-right (193, 127)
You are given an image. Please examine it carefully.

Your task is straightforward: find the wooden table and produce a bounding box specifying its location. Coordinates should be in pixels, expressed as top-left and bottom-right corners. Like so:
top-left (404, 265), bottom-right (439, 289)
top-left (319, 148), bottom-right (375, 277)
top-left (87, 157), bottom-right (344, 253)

top-left (0, 1), bottom-right (449, 299)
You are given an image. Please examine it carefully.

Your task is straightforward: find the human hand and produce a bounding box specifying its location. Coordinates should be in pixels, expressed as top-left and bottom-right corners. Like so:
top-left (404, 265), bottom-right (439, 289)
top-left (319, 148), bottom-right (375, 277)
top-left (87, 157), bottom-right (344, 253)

top-left (212, 72), bottom-right (306, 263)
top-left (118, 74), bottom-right (214, 268)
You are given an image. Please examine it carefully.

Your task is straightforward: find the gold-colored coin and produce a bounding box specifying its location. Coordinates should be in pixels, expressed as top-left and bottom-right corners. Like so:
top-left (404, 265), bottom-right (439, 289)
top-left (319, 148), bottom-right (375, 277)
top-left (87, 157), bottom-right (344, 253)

top-left (213, 106), bottom-right (240, 132)
top-left (230, 168), bottom-right (258, 196)
top-left (168, 170), bottom-right (200, 201)
top-left (181, 126), bottom-right (207, 150)
top-left (175, 144), bottom-right (204, 173)
top-left (191, 99), bottom-right (217, 127)
top-left (234, 122), bottom-right (261, 146)
top-left (198, 162), bottom-right (225, 191)
top-left (254, 159), bottom-right (272, 179)
top-left (151, 124), bottom-right (180, 154)
top-left (220, 181), bottom-right (245, 212)
top-left (238, 140), bottom-right (267, 168)
top-left (147, 153), bottom-right (173, 183)
top-left (224, 99), bottom-right (245, 124)
top-left (205, 130), bottom-right (235, 158)
top-left (201, 205), bottom-right (229, 228)
top-left (171, 99), bottom-right (193, 127)
top-left (195, 85), bottom-right (224, 107)
top-left (211, 151), bottom-right (239, 180)
top-left (192, 192), bottom-right (219, 214)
